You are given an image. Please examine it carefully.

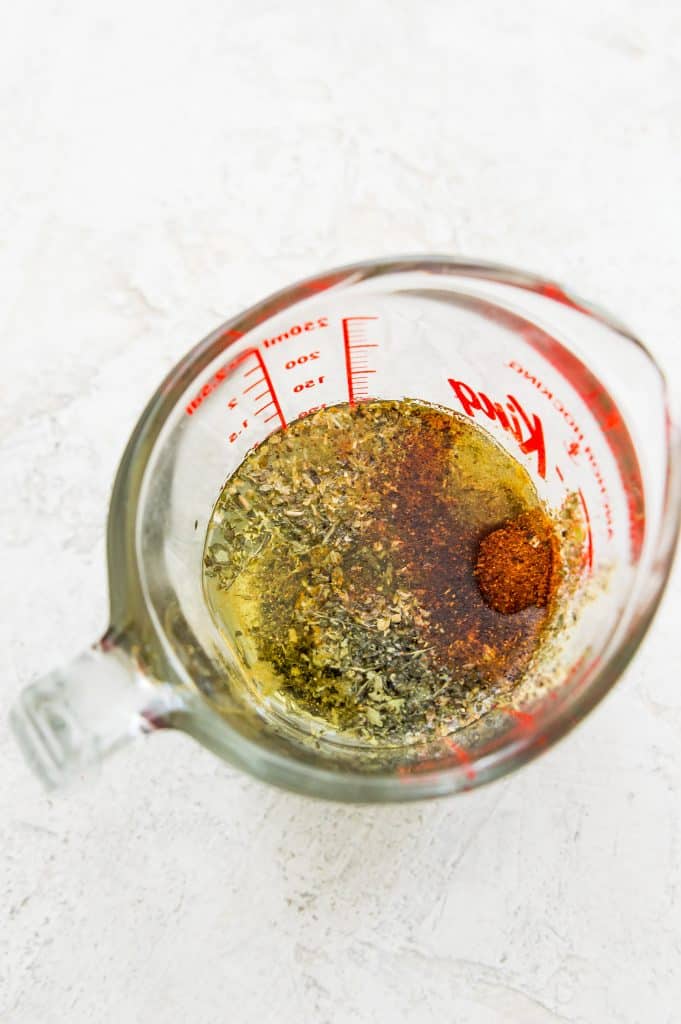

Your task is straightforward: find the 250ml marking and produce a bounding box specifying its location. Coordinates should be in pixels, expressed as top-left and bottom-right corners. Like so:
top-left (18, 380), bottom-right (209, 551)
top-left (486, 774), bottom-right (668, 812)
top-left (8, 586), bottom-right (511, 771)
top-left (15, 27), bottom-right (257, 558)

top-left (262, 317), bottom-right (328, 349)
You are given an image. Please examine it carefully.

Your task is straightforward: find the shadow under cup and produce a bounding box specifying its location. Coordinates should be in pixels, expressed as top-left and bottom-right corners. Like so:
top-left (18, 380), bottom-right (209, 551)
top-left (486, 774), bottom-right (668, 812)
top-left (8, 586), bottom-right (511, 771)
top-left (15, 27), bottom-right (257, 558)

top-left (134, 259), bottom-right (679, 799)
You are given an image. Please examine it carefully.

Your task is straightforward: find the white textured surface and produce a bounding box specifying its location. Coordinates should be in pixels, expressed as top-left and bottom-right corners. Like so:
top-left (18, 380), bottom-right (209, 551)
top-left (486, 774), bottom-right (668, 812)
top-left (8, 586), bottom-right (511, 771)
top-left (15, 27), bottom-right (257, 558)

top-left (2, 2), bottom-right (681, 1021)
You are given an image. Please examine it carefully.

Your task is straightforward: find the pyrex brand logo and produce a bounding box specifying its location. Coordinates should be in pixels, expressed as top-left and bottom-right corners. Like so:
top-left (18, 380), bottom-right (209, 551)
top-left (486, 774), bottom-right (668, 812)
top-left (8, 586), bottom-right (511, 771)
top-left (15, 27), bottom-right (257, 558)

top-left (448, 379), bottom-right (547, 479)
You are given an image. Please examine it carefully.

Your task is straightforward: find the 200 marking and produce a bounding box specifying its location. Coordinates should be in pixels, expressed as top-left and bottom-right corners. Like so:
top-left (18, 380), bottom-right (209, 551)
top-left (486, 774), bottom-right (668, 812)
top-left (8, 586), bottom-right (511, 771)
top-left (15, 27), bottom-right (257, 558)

top-left (285, 351), bottom-right (320, 369)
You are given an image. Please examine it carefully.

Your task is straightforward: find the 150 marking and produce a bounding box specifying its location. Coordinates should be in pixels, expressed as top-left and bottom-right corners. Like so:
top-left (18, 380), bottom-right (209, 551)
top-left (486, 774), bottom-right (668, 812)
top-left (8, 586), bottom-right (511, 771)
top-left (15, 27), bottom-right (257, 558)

top-left (293, 376), bottom-right (325, 393)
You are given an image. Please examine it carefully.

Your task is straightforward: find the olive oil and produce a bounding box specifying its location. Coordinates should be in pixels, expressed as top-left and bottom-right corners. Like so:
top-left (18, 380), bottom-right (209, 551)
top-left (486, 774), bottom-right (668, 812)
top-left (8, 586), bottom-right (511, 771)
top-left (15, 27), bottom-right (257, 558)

top-left (203, 400), bottom-right (559, 744)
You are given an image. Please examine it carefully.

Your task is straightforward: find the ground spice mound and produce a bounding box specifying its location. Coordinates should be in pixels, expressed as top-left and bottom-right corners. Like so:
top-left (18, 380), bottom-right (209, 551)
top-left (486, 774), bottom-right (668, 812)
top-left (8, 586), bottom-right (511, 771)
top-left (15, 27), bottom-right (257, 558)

top-left (475, 510), bottom-right (558, 614)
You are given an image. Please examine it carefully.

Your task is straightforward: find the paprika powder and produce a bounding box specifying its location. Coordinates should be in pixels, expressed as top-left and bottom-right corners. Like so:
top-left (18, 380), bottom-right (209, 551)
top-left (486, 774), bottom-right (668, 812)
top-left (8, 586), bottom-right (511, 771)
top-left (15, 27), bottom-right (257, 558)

top-left (475, 509), bottom-right (558, 614)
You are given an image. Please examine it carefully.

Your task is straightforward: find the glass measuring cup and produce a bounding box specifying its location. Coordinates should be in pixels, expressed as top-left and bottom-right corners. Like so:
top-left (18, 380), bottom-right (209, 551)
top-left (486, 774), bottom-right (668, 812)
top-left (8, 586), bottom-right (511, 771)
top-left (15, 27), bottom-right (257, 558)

top-left (11, 256), bottom-right (680, 800)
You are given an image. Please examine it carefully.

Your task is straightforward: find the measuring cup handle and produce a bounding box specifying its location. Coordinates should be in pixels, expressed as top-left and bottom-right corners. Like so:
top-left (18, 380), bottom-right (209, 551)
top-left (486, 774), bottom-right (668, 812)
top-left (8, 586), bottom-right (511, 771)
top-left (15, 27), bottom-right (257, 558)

top-left (9, 634), bottom-right (180, 790)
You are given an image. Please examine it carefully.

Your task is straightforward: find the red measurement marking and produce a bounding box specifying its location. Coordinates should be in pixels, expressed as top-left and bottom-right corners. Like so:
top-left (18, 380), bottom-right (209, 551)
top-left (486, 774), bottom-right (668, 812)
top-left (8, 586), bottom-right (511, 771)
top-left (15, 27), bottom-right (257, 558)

top-left (535, 281), bottom-right (591, 318)
top-left (342, 316), bottom-right (378, 405)
top-left (507, 355), bottom-right (641, 557)
top-left (299, 275), bottom-right (346, 295)
top-left (555, 465), bottom-right (564, 482)
top-left (262, 317), bottom-right (329, 349)
top-left (442, 737), bottom-right (476, 781)
top-left (504, 709), bottom-right (536, 732)
top-left (298, 403), bottom-right (327, 418)
top-left (185, 347), bottom-right (261, 415)
top-left (396, 736), bottom-right (477, 784)
top-left (284, 351), bottom-right (320, 370)
top-left (564, 650), bottom-right (590, 686)
top-left (214, 348), bottom-right (287, 439)
top-left (577, 488), bottom-right (594, 571)
top-left (251, 350), bottom-right (286, 430)
top-left (503, 709), bottom-right (548, 749)
top-left (219, 328), bottom-right (245, 343)
top-left (397, 758), bottom-right (441, 783)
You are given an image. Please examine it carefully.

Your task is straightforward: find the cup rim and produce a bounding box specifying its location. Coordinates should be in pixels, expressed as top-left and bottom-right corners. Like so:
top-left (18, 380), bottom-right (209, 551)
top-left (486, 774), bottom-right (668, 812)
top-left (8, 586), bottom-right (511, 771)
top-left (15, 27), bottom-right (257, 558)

top-left (106, 255), bottom-right (681, 801)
